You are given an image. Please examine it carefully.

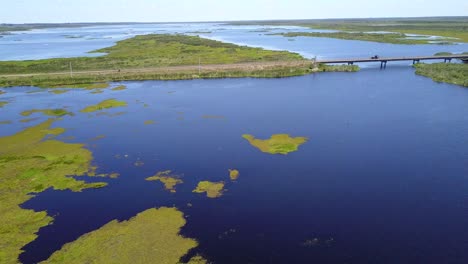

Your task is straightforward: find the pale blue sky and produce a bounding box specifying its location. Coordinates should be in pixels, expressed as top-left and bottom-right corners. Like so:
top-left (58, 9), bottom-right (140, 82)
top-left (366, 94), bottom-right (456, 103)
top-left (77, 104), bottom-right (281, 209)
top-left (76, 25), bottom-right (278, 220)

top-left (1, 0), bottom-right (467, 23)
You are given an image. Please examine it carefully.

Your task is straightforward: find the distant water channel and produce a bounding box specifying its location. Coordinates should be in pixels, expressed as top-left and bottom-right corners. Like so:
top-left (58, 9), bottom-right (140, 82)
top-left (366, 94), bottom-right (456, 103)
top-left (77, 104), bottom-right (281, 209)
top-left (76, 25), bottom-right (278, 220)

top-left (1, 23), bottom-right (467, 61)
top-left (1, 23), bottom-right (468, 264)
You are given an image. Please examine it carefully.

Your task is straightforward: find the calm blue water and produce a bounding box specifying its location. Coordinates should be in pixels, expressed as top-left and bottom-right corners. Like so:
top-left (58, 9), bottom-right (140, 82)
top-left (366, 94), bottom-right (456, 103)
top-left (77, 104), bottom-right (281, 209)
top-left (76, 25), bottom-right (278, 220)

top-left (1, 24), bottom-right (468, 264)
top-left (1, 66), bottom-right (466, 264)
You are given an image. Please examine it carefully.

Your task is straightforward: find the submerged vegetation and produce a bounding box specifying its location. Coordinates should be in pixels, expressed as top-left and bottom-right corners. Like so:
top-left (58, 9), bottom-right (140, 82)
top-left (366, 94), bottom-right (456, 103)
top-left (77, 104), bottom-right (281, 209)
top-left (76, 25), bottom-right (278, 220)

top-left (146, 170), bottom-right (183, 193)
top-left (193, 181), bottom-right (225, 198)
top-left (414, 63), bottom-right (468, 87)
top-left (21, 108), bottom-right (73, 117)
top-left (42, 207), bottom-right (206, 264)
top-left (80, 99), bottom-right (127, 113)
top-left (0, 119), bottom-right (108, 263)
top-left (242, 134), bottom-right (308, 155)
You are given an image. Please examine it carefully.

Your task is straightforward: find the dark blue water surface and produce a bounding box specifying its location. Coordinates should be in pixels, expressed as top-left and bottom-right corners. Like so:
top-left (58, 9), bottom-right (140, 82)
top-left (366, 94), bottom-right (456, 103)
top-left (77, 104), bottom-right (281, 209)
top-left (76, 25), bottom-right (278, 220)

top-left (1, 66), bottom-right (466, 263)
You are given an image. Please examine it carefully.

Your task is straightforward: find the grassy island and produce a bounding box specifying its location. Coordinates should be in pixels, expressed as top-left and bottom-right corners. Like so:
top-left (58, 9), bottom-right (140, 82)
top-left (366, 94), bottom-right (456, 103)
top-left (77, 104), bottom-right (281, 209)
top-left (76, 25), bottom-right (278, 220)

top-left (193, 181), bottom-right (225, 198)
top-left (0, 34), bottom-right (355, 88)
top-left (80, 99), bottom-right (127, 113)
top-left (242, 134), bottom-right (308, 155)
top-left (229, 169), bottom-right (240, 181)
top-left (414, 63), bottom-right (468, 87)
top-left (272, 32), bottom-right (441, 45)
top-left (41, 207), bottom-right (206, 264)
top-left (146, 170), bottom-right (184, 193)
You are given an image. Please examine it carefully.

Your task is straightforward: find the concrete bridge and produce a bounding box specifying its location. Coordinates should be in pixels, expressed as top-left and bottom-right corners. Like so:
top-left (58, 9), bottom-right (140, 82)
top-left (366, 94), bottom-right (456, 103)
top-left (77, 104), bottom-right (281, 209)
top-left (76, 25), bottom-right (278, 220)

top-left (316, 54), bottom-right (468, 69)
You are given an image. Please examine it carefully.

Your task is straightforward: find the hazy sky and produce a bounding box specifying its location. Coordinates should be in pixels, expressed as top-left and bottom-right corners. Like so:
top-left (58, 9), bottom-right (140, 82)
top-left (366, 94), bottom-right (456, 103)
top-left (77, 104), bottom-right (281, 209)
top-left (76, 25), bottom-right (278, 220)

top-left (1, 0), bottom-right (467, 23)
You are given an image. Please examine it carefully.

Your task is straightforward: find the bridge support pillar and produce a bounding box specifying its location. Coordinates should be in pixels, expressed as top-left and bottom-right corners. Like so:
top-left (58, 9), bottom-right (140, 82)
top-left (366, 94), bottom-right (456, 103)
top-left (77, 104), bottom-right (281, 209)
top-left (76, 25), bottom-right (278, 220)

top-left (348, 62), bottom-right (354, 65)
top-left (380, 61), bottom-right (387, 69)
top-left (413, 59), bottom-right (420, 64)
top-left (444, 58), bottom-right (452, 63)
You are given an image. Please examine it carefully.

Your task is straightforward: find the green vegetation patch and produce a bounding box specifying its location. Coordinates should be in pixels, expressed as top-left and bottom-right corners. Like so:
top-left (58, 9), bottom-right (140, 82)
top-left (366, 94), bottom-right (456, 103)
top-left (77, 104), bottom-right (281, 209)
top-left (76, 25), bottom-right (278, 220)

top-left (80, 99), bottom-right (127, 113)
top-left (0, 119), bottom-right (108, 263)
top-left (0, 101), bottom-right (8, 107)
top-left (0, 120), bottom-right (12, 125)
top-left (193, 181), bottom-right (225, 198)
top-left (52, 83), bottom-right (110, 90)
top-left (41, 207), bottom-right (206, 264)
top-left (414, 63), bottom-right (468, 87)
top-left (317, 64), bottom-right (359, 72)
top-left (434, 52), bottom-right (454, 56)
top-left (273, 32), bottom-right (444, 45)
top-left (146, 170), bottom-right (183, 193)
top-left (111, 85), bottom-right (127, 91)
top-left (229, 169), bottom-right (240, 181)
top-left (144, 120), bottom-right (155, 125)
top-left (21, 108), bottom-right (73, 117)
top-left (0, 90), bottom-right (5, 95)
top-left (242, 134), bottom-right (308, 155)
top-left (0, 34), bottom-right (303, 76)
top-left (49, 89), bottom-right (69, 94)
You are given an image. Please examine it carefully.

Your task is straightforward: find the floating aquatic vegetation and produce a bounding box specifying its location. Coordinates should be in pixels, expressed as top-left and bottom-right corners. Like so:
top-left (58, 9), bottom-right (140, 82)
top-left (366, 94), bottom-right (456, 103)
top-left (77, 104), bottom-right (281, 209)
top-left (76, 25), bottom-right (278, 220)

top-left (0, 120), bottom-right (12, 125)
top-left (49, 89), bottom-right (69, 94)
top-left (229, 169), bottom-right (240, 181)
top-left (20, 117), bottom-right (40, 123)
top-left (80, 99), bottom-right (127, 113)
top-left (0, 119), bottom-right (108, 263)
top-left (111, 85), bottom-right (127, 91)
top-left (242, 134), bottom-right (308, 155)
top-left (95, 111), bottom-right (128, 117)
top-left (21, 108), bottom-right (73, 117)
top-left (41, 207), bottom-right (206, 264)
top-left (109, 173), bottom-right (120, 179)
top-left (202, 115), bottom-right (225, 119)
top-left (146, 170), bottom-right (183, 193)
top-left (193, 181), bottom-right (225, 198)
top-left (0, 101), bottom-right (8, 107)
top-left (0, 90), bottom-right (5, 95)
top-left (90, 89), bottom-right (104, 94)
top-left (144, 120), bottom-right (155, 125)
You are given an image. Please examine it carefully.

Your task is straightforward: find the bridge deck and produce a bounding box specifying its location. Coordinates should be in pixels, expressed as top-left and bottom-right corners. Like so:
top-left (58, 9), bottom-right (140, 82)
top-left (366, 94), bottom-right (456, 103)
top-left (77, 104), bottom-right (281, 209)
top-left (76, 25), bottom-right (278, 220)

top-left (316, 54), bottom-right (468, 64)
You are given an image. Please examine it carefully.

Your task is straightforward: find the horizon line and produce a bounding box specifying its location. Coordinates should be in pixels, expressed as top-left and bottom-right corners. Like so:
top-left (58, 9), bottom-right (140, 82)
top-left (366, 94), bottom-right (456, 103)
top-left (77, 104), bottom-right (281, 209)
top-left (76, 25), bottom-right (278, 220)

top-left (1, 15), bottom-right (467, 25)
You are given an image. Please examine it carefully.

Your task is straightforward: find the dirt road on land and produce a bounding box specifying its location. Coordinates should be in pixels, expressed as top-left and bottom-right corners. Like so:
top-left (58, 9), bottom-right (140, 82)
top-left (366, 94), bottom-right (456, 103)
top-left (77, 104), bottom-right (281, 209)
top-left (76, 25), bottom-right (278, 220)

top-left (0, 60), bottom-right (312, 78)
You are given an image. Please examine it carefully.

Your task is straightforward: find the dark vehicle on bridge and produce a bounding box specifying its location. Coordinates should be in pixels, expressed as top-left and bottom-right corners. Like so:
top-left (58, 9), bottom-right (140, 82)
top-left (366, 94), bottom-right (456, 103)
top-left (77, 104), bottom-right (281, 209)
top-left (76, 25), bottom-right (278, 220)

top-left (371, 55), bottom-right (380, 59)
